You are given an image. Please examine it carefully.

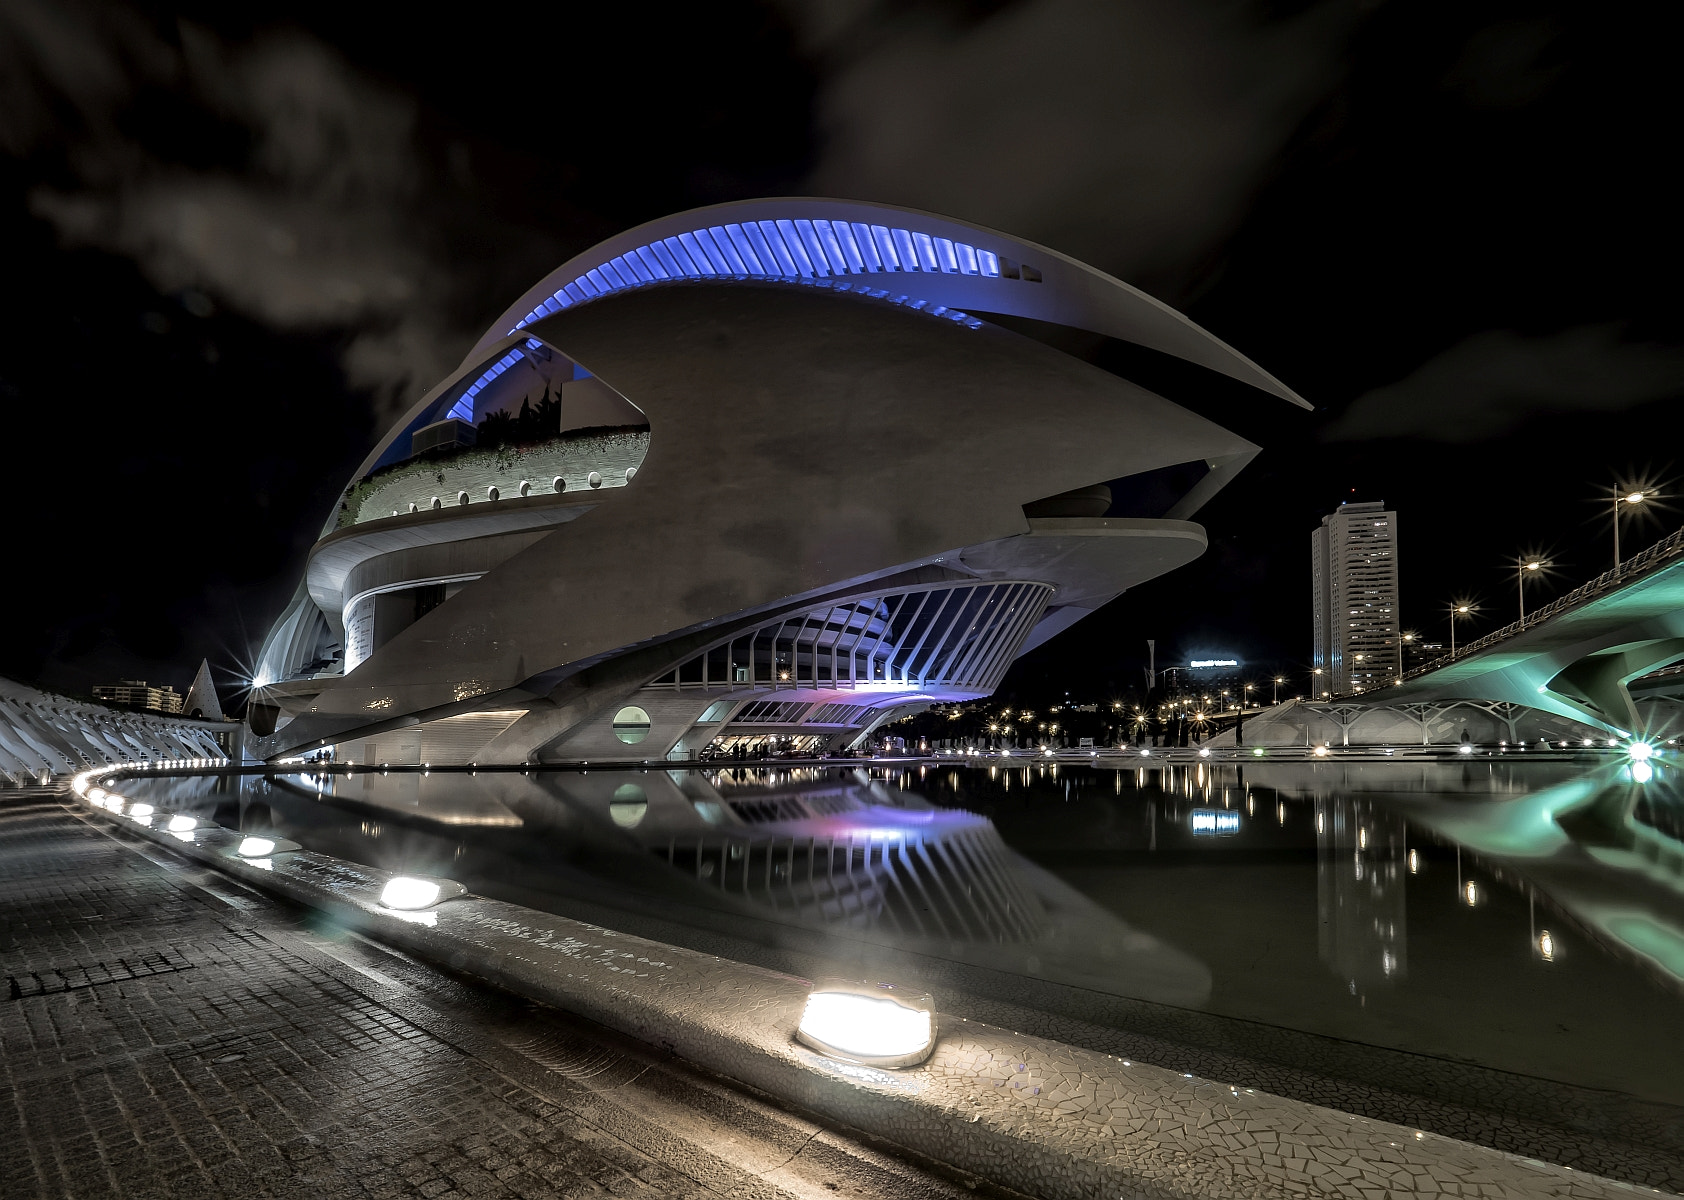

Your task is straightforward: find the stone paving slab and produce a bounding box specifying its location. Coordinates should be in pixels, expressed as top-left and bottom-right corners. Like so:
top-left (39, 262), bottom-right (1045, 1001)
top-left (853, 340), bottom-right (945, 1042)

top-left (0, 799), bottom-right (1003, 1200)
top-left (61, 769), bottom-right (1678, 1200)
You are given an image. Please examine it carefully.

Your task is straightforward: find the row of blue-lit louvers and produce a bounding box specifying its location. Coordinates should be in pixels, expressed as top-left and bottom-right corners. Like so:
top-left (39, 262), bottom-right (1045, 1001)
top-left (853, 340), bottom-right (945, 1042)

top-left (446, 219), bottom-right (1006, 423)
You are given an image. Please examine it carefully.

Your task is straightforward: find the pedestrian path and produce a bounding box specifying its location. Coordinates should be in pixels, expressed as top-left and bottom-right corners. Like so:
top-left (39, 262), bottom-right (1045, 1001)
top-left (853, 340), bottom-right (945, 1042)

top-left (0, 798), bottom-right (993, 1200)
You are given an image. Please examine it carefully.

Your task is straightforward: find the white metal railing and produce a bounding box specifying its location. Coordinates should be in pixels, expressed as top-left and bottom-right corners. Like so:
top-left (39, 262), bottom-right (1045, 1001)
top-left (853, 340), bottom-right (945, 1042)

top-left (1392, 524), bottom-right (1684, 687)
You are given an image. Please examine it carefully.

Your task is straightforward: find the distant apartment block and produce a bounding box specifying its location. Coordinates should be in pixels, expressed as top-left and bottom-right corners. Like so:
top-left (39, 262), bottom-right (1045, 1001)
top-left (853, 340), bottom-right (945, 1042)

top-left (1312, 501), bottom-right (1401, 694)
top-left (92, 680), bottom-right (184, 715)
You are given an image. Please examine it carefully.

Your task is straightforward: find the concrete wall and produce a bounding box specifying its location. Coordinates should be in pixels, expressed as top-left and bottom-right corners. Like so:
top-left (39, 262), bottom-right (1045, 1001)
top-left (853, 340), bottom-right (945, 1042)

top-left (341, 430), bottom-right (649, 528)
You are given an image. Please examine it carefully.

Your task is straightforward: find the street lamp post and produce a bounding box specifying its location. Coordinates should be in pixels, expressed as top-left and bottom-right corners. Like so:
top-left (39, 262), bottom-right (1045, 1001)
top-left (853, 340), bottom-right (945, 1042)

top-left (1449, 603), bottom-right (1474, 656)
top-left (1613, 487), bottom-right (1652, 570)
top-left (1312, 667), bottom-right (1324, 698)
top-left (1516, 559), bottom-right (1546, 622)
top-left (1273, 676), bottom-right (1284, 704)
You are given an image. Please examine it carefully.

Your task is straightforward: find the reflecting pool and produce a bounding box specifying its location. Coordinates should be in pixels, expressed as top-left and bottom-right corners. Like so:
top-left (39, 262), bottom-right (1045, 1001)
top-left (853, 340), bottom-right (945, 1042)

top-left (121, 755), bottom-right (1684, 1178)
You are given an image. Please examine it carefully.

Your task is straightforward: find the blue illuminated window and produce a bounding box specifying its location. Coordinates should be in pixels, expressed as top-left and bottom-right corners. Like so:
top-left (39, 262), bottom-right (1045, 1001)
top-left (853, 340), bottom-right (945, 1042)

top-left (506, 214), bottom-right (1036, 335)
top-left (445, 338), bottom-right (548, 422)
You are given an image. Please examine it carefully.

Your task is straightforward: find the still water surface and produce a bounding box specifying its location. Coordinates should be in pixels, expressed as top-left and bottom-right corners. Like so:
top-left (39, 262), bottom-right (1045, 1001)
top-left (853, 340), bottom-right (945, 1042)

top-left (128, 757), bottom-right (1684, 1115)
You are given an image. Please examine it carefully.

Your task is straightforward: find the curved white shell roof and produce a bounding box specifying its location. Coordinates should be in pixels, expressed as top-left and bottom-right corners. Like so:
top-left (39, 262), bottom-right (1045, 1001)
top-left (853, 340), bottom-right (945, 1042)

top-left (470, 197), bottom-right (1307, 408)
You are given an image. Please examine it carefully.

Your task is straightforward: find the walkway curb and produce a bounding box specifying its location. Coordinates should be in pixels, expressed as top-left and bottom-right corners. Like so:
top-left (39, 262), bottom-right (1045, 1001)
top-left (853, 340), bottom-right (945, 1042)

top-left (70, 769), bottom-right (1659, 1200)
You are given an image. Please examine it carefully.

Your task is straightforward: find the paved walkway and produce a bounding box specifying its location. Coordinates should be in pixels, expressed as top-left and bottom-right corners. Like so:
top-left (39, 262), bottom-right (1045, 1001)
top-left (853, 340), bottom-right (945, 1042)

top-left (0, 796), bottom-right (998, 1200)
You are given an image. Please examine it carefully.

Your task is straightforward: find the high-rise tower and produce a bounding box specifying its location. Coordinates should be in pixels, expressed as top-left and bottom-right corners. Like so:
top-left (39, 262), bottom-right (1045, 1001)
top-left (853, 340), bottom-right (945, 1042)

top-left (1311, 500), bottom-right (1400, 695)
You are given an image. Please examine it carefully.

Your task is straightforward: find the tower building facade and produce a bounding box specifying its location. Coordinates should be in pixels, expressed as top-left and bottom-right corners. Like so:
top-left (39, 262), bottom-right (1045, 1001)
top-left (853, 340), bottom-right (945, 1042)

top-left (1312, 501), bottom-right (1400, 695)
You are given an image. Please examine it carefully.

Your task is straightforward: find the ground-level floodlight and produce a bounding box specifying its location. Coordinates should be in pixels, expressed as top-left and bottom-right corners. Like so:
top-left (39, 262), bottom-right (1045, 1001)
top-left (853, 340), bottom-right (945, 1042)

top-left (379, 875), bottom-right (467, 911)
top-left (796, 980), bottom-right (936, 1069)
top-left (1628, 740), bottom-right (1655, 762)
top-left (236, 836), bottom-right (301, 857)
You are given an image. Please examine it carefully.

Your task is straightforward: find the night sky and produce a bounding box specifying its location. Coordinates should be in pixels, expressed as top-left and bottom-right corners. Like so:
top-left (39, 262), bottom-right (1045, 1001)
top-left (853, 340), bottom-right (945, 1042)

top-left (3, 0), bottom-right (1680, 707)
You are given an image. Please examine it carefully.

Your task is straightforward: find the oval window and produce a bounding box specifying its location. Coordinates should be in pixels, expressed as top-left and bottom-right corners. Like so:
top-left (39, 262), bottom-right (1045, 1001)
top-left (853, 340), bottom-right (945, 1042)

top-left (457, 491), bottom-right (470, 506)
top-left (625, 466), bottom-right (637, 481)
top-left (612, 705), bottom-right (651, 744)
top-left (486, 485), bottom-right (500, 501)
top-left (609, 783), bottom-right (648, 828)
top-left (588, 470), bottom-right (603, 489)
top-left (431, 497), bottom-right (442, 510)
top-left (553, 475), bottom-right (566, 493)
top-left (519, 480), bottom-right (531, 497)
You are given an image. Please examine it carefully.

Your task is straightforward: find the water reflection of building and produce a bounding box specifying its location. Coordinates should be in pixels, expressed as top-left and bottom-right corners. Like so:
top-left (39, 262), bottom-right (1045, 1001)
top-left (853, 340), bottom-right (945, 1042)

top-left (1316, 796), bottom-right (1407, 991)
top-left (243, 765), bottom-right (1211, 1006)
top-left (651, 770), bottom-right (1046, 943)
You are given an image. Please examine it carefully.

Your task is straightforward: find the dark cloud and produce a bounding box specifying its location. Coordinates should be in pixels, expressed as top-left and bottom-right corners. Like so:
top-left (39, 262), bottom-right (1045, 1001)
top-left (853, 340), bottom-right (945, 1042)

top-left (783, 0), bottom-right (1357, 299)
top-left (3, 1), bottom-right (472, 422)
top-left (1324, 325), bottom-right (1684, 443)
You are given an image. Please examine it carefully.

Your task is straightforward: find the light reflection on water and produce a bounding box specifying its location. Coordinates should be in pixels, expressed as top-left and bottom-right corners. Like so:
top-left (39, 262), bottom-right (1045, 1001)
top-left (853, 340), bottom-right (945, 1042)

top-left (124, 757), bottom-right (1684, 1108)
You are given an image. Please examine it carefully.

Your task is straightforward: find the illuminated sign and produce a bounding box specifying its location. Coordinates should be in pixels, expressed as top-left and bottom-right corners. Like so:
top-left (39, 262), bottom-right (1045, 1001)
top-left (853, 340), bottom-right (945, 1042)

top-left (1189, 659), bottom-right (1239, 669)
top-left (1190, 810), bottom-right (1241, 836)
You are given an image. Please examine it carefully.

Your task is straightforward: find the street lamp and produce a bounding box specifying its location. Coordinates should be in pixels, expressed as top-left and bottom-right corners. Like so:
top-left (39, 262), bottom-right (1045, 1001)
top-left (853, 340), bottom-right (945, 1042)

top-left (1516, 558), bottom-right (1547, 622)
top-left (1448, 602), bottom-right (1476, 656)
top-left (1273, 676), bottom-right (1284, 704)
top-left (1243, 683), bottom-right (1253, 709)
top-left (1312, 666), bottom-right (1324, 698)
top-left (1613, 486), bottom-right (1654, 569)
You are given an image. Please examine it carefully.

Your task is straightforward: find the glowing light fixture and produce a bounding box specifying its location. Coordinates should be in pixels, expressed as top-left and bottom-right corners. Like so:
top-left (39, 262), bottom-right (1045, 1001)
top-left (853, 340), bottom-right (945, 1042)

top-left (1631, 761), bottom-right (1654, 784)
top-left (167, 815), bottom-right (200, 833)
top-left (236, 836), bottom-right (300, 857)
top-left (1313, 745), bottom-right (1329, 757)
top-left (796, 980), bottom-right (936, 1068)
top-left (379, 875), bottom-right (466, 911)
top-left (1537, 930), bottom-right (1556, 961)
top-left (1628, 740), bottom-right (1654, 761)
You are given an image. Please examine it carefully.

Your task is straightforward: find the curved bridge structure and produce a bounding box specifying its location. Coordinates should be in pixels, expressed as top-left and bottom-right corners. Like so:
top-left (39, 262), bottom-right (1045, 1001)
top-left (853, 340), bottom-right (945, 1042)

top-left (250, 198), bottom-right (1302, 764)
top-left (1373, 526), bottom-right (1684, 737)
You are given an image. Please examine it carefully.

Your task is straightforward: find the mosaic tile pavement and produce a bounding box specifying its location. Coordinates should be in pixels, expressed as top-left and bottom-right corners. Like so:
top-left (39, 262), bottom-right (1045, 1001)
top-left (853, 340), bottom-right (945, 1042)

top-left (0, 798), bottom-right (998, 1200)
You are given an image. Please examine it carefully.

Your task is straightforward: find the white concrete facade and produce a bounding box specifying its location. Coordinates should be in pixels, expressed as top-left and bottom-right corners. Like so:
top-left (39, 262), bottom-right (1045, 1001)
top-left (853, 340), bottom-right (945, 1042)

top-left (252, 200), bottom-right (1305, 764)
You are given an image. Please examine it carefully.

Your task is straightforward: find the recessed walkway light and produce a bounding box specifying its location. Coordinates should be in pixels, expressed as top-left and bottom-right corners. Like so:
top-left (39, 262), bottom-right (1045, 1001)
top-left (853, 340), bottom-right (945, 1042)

top-left (236, 836), bottom-right (301, 858)
top-left (379, 875), bottom-right (467, 911)
top-left (796, 980), bottom-right (936, 1068)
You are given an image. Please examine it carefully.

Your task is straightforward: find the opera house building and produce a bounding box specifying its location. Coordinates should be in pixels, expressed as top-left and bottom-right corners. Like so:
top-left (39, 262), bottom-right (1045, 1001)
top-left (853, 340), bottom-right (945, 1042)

top-left (249, 199), bottom-right (1302, 764)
